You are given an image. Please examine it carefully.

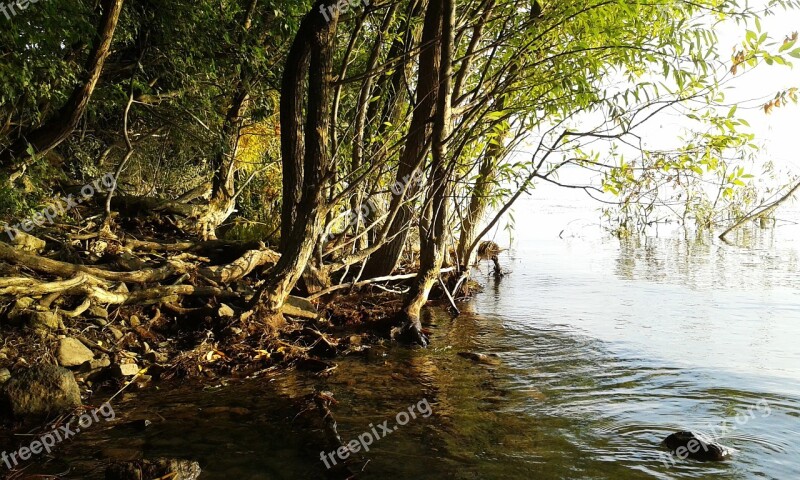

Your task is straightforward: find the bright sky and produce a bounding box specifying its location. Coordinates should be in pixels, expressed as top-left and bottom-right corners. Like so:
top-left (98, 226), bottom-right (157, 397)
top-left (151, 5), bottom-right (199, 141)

top-left (704, 4), bottom-right (800, 173)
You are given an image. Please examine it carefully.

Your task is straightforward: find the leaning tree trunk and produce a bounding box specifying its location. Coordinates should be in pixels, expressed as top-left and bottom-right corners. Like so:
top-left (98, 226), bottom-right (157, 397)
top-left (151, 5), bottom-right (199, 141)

top-left (456, 107), bottom-right (509, 269)
top-left (361, 0), bottom-right (442, 278)
top-left (0, 0), bottom-right (124, 173)
top-left (188, 83), bottom-right (249, 239)
top-left (253, 0), bottom-right (337, 313)
top-left (185, 0), bottom-right (259, 239)
top-left (395, 0), bottom-right (454, 346)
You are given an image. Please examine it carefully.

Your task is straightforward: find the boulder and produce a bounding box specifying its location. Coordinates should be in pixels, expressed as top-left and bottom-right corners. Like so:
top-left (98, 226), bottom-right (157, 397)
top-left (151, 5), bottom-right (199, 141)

top-left (105, 458), bottom-right (201, 480)
top-left (1, 365), bottom-right (82, 419)
top-left (57, 337), bottom-right (95, 367)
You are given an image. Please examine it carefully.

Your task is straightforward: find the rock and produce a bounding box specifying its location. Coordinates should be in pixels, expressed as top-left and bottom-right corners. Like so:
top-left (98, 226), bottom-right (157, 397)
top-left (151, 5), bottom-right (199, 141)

top-left (1, 365), bottom-right (82, 419)
top-left (105, 458), bottom-right (201, 480)
top-left (662, 431), bottom-right (730, 461)
top-left (128, 315), bottom-right (141, 328)
top-left (457, 351), bottom-right (501, 365)
top-left (113, 363), bottom-right (141, 377)
top-left (109, 327), bottom-right (124, 341)
top-left (282, 295), bottom-right (318, 320)
top-left (144, 351), bottom-right (168, 364)
top-left (9, 230), bottom-right (46, 253)
top-left (88, 305), bottom-right (109, 319)
top-left (81, 353), bottom-right (111, 371)
top-left (0, 368), bottom-right (10, 384)
top-left (57, 337), bottom-right (95, 367)
top-left (7, 297), bottom-right (35, 324)
top-left (91, 318), bottom-right (110, 327)
top-left (218, 303), bottom-right (235, 318)
top-left (28, 311), bottom-right (62, 332)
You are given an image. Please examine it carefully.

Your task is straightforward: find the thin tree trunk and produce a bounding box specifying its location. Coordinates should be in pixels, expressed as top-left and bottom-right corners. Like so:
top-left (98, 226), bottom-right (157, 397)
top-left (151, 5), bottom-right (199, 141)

top-left (396, 0), bottom-right (455, 346)
top-left (362, 0), bottom-right (442, 278)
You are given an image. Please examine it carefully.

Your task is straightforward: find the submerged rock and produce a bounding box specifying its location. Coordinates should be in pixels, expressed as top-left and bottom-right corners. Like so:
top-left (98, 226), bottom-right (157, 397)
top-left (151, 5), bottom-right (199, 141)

top-left (458, 351), bottom-right (501, 365)
top-left (662, 431), bottom-right (730, 461)
top-left (1, 365), bottom-right (81, 419)
top-left (105, 458), bottom-right (201, 480)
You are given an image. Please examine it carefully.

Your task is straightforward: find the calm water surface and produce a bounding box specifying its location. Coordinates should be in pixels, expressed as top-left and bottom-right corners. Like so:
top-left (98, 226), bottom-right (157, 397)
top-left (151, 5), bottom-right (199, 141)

top-left (12, 192), bottom-right (800, 479)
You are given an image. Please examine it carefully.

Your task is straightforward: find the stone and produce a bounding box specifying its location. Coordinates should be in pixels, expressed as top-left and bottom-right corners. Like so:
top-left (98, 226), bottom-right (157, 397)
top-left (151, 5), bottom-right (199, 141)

top-left (1, 365), bottom-right (82, 419)
top-left (88, 305), bottom-right (109, 319)
top-left (28, 311), bottom-right (61, 332)
top-left (217, 304), bottom-right (235, 318)
top-left (105, 459), bottom-right (201, 480)
top-left (282, 295), bottom-right (318, 320)
top-left (57, 337), bottom-right (95, 367)
top-left (91, 318), bottom-right (109, 328)
top-left (662, 431), bottom-right (730, 461)
top-left (109, 327), bottom-right (124, 341)
top-left (7, 297), bottom-right (35, 324)
top-left (10, 231), bottom-right (46, 253)
top-left (113, 363), bottom-right (141, 377)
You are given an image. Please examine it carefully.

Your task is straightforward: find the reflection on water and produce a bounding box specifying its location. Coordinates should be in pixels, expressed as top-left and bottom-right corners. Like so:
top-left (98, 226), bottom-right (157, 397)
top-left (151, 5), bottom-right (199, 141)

top-left (11, 193), bottom-right (800, 479)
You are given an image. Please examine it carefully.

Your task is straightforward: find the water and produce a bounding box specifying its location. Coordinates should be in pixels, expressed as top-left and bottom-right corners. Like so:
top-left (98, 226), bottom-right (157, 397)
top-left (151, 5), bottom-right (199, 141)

top-left (6, 189), bottom-right (800, 479)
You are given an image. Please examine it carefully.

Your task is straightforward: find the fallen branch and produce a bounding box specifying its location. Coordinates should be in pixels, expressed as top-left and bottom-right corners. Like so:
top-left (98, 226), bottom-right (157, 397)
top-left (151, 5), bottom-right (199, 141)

top-left (307, 267), bottom-right (455, 300)
top-left (719, 180), bottom-right (800, 240)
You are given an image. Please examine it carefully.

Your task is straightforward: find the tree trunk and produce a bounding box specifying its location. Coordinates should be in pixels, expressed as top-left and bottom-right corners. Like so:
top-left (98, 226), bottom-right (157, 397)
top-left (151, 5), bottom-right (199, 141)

top-left (254, 0), bottom-right (337, 313)
top-left (395, 0), bottom-right (455, 346)
top-left (0, 0), bottom-right (125, 171)
top-left (362, 0), bottom-right (442, 278)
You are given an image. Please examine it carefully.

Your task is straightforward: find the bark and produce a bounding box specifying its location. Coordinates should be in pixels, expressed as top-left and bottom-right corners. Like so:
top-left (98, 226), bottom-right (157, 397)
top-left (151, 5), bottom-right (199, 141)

top-left (395, 0), bottom-right (455, 346)
top-left (0, 0), bottom-right (125, 171)
top-left (254, 0), bottom-right (338, 313)
top-left (279, 5), bottom-right (315, 252)
top-left (362, 0), bottom-right (444, 278)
